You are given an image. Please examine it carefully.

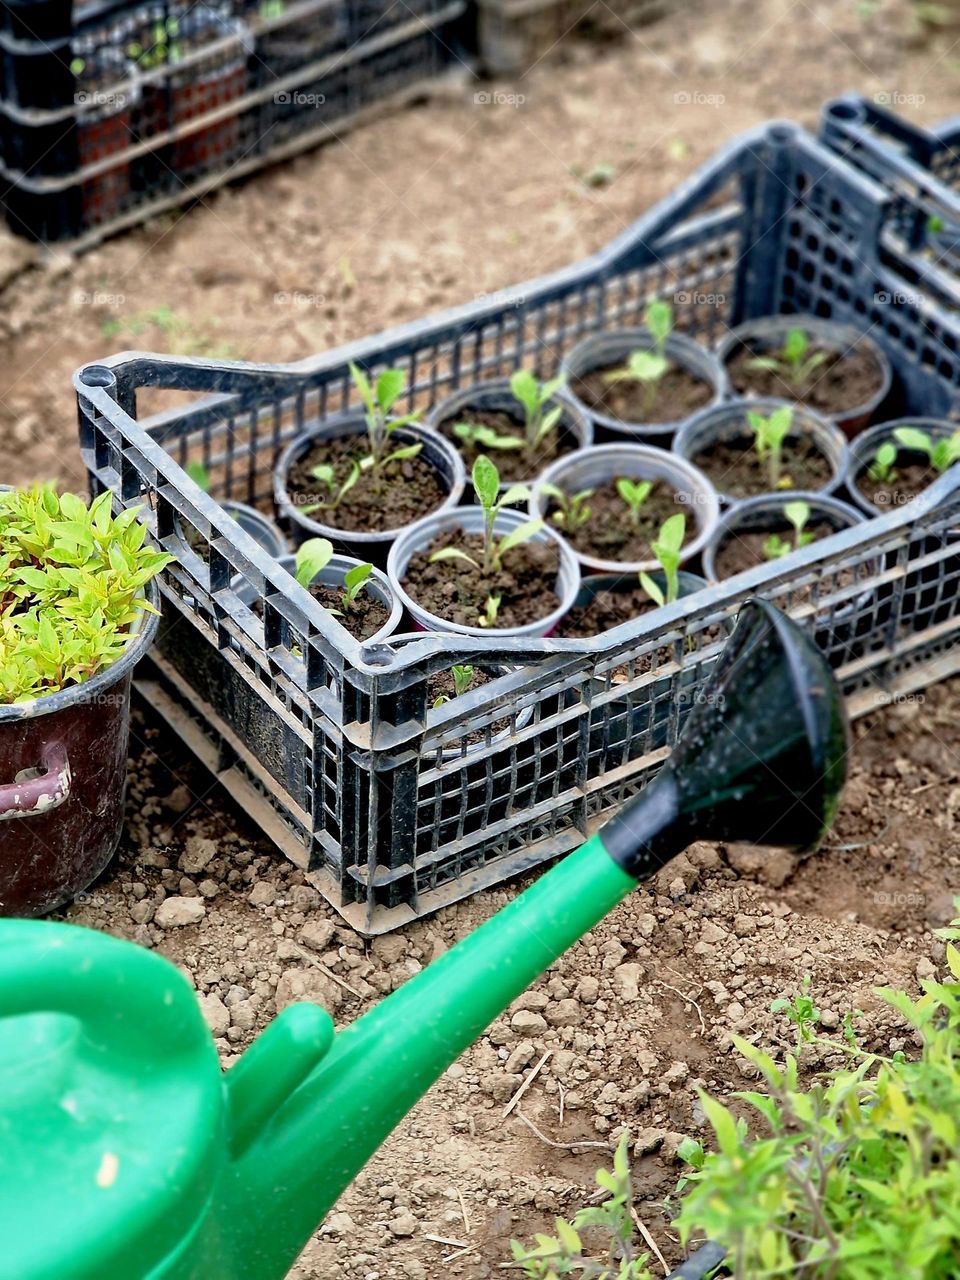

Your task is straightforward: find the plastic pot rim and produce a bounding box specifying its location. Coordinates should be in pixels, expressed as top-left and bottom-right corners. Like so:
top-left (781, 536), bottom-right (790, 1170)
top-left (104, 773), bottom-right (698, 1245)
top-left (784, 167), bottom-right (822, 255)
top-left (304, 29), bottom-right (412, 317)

top-left (529, 442), bottom-right (721, 573)
top-left (385, 505), bottom-right (581, 638)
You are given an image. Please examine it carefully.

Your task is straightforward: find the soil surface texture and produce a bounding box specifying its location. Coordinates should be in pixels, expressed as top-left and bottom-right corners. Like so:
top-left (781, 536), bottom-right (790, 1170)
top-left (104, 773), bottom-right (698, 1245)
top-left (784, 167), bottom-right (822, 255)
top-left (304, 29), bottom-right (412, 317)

top-left (404, 530), bottom-right (561, 630)
top-left (725, 340), bottom-right (886, 417)
top-left (572, 362), bottom-right (713, 427)
top-left (551, 480), bottom-right (686, 563)
top-left (284, 436), bottom-right (447, 533)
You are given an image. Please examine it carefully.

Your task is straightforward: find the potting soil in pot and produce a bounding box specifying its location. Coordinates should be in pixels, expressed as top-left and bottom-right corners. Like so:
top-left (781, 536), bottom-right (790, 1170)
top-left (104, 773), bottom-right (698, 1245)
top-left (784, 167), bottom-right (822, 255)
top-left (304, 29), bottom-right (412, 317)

top-left (725, 340), bottom-right (885, 416)
top-left (250, 581), bottom-right (389, 641)
top-left (572, 362), bottom-right (713, 425)
top-left (285, 436), bottom-right (447, 531)
top-left (854, 457), bottom-right (939, 511)
top-left (714, 528), bottom-right (864, 607)
top-left (438, 410), bottom-right (578, 482)
top-left (428, 669), bottom-right (512, 745)
top-left (404, 530), bottom-right (560, 629)
top-left (547, 481), bottom-right (687, 562)
top-left (692, 434), bottom-right (832, 499)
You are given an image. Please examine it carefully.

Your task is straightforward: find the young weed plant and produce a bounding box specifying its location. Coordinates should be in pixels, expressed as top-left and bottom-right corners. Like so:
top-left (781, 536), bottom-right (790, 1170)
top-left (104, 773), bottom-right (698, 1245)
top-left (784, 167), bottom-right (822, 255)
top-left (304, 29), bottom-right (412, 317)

top-left (508, 1133), bottom-right (653, 1280)
top-left (892, 425), bottom-right (960, 475)
top-left (0, 486), bottom-right (173, 704)
top-left (674, 918), bottom-right (960, 1279)
top-left (294, 537), bottom-right (373, 617)
top-left (541, 483), bottom-right (594, 534)
top-left (430, 456), bottom-right (543, 578)
top-left (453, 370), bottom-right (566, 459)
top-left (747, 405), bottom-right (794, 490)
top-left (745, 327), bottom-right (829, 389)
top-left (432, 663), bottom-right (475, 709)
top-left (638, 512), bottom-right (685, 608)
top-left (603, 300), bottom-right (674, 415)
top-left (762, 500), bottom-right (815, 561)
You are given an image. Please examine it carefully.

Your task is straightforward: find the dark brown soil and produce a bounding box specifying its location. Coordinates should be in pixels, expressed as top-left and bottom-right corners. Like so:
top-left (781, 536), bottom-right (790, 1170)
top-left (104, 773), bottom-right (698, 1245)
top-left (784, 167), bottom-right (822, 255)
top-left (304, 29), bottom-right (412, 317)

top-left (253, 579), bottom-right (390, 640)
top-left (549, 480), bottom-right (686, 563)
top-left (725, 339), bottom-right (885, 417)
top-left (285, 435), bottom-right (447, 533)
top-left (855, 458), bottom-right (938, 512)
top-left (691, 431), bottom-right (833, 500)
top-left (438, 408), bottom-right (578, 483)
top-left (428, 668), bottom-right (511, 746)
top-left (404, 529), bottom-right (561, 630)
top-left (556, 582), bottom-right (657, 637)
top-left (572, 362), bottom-right (713, 426)
top-left (714, 523), bottom-right (842, 579)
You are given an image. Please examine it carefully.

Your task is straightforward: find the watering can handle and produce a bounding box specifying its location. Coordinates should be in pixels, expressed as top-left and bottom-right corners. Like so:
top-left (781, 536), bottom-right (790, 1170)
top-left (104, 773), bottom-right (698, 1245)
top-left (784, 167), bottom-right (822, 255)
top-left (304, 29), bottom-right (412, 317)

top-left (0, 742), bottom-right (71, 821)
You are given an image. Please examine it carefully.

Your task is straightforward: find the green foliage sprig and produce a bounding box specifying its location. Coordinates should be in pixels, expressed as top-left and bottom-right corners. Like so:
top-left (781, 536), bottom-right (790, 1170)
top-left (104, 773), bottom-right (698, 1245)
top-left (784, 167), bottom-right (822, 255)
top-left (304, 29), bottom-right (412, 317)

top-left (867, 441), bottom-right (898, 485)
top-left (763, 500), bottom-right (815, 561)
top-left (893, 425), bottom-right (960, 475)
top-left (745, 327), bottom-right (829, 388)
top-left (430, 456), bottom-right (543, 577)
top-left (294, 537), bottom-right (373, 615)
top-left (747, 405), bottom-right (794, 490)
top-left (0, 486), bottom-right (173, 704)
top-left (639, 512), bottom-right (685, 607)
top-left (603, 300), bottom-right (674, 414)
top-left (541, 483), bottom-right (594, 533)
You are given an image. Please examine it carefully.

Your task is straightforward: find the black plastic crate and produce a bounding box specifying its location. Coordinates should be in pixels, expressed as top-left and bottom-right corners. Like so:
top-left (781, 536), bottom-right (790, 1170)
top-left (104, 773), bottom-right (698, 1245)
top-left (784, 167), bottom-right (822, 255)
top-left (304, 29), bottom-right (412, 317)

top-left (77, 121), bottom-right (960, 934)
top-left (0, 0), bottom-right (470, 245)
top-left (819, 94), bottom-right (960, 302)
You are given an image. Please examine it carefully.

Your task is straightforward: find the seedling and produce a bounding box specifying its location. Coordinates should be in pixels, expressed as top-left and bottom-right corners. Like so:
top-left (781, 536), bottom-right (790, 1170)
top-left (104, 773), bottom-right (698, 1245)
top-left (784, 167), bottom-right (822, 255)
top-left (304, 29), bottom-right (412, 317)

top-left (349, 362), bottom-right (423, 480)
top-left (638, 512), bottom-right (685, 607)
top-left (432, 664), bottom-right (476, 709)
top-left (603, 299), bottom-right (674, 413)
top-left (294, 537), bottom-right (372, 614)
top-left (478, 594), bottom-right (501, 628)
top-left (867, 440), bottom-right (898, 484)
top-left (762, 500), bottom-right (815, 561)
top-left (509, 369), bottom-right (567, 453)
top-left (429, 456), bottom-right (543, 577)
top-left (893, 424), bottom-right (960, 474)
top-left (540, 483), bottom-right (594, 533)
top-left (747, 405), bottom-right (794, 490)
top-left (301, 462), bottom-right (360, 516)
top-left (0, 486), bottom-right (173, 704)
top-left (745, 326), bottom-right (829, 388)
top-left (615, 477), bottom-right (654, 526)
top-left (452, 421), bottom-right (525, 453)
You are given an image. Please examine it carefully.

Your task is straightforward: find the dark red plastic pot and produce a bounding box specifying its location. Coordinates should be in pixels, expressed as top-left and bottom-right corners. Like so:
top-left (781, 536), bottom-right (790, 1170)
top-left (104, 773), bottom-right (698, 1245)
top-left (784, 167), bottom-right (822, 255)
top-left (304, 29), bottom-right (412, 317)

top-left (0, 584), bottom-right (159, 917)
top-left (170, 19), bottom-right (251, 176)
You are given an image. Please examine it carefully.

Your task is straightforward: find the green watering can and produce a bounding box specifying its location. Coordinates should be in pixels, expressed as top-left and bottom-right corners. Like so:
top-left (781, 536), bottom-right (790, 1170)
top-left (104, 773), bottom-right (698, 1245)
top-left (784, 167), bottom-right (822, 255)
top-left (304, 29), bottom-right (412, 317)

top-left (0, 601), bottom-right (848, 1280)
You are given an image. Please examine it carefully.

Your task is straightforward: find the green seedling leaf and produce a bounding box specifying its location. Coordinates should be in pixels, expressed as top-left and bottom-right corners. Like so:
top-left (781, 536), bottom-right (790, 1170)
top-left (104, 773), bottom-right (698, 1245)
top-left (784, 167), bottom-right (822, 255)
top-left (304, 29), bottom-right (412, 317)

top-left (867, 440), bottom-right (898, 484)
top-left (478, 593), bottom-right (501, 628)
top-left (616, 477), bottom-right (654, 524)
top-left (452, 422), bottom-right (524, 451)
top-left (472, 455), bottom-right (501, 511)
top-left (341, 561), bottom-right (372, 606)
top-left (428, 546), bottom-right (481, 571)
top-left (451, 664), bottom-right (474, 698)
top-left (644, 298), bottom-right (673, 353)
top-left (498, 518), bottom-right (544, 558)
top-left (375, 368), bottom-right (405, 414)
top-left (295, 537), bottom-right (334, 587)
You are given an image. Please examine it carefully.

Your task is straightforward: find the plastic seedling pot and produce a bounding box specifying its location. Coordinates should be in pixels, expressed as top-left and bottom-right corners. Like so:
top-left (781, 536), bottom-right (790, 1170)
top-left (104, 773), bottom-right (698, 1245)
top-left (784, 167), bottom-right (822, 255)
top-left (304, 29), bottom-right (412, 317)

top-left (559, 328), bottom-right (727, 441)
top-left (0, 581), bottom-right (159, 917)
top-left (716, 315), bottom-right (892, 440)
top-left (274, 414), bottom-right (466, 566)
top-left (75, 56), bottom-right (140, 227)
top-left (426, 377), bottom-right (593, 498)
top-left (673, 397), bottom-right (848, 506)
top-left (170, 16), bottom-right (253, 176)
top-left (529, 442), bottom-right (720, 574)
top-left (177, 500), bottom-right (287, 561)
top-left (702, 490), bottom-right (874, 653)
top-left (843, 417), bottom-right (960, 518)
top-left (386, 505), bottom-right (581, 638)
top-left (0, 600), bottom-right (850, 1280)
top-left (233, 553), bottom-right (402, 647)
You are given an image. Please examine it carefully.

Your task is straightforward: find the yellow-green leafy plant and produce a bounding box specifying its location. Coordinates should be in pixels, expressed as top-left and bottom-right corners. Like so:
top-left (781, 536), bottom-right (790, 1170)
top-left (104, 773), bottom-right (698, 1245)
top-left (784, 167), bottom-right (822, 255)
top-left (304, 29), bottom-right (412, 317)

top-left (867, 441), bottom-right (898, 485)
top-left (432, 663), bottom-right (475, 709)
top-left (0, 486), bottom-right (173, 704)
top-left (615, 478), bottom-right (654, 527)
top-left (745, 327), bottom-right (829, 388)
top-left (294, 537), bottom-right (373, 616)
top-left (674, 917), bottom-right (960, 1280)
top-left (453, 369), bottom-right (567, 458)
top-left (508, 1134), bottom-right (653, 1279)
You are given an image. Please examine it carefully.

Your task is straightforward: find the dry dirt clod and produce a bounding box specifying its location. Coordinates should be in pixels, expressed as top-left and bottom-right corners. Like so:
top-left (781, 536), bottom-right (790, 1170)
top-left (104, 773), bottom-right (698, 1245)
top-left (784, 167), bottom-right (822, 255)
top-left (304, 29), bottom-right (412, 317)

top-left (155, 897), bottom-right (206, 929)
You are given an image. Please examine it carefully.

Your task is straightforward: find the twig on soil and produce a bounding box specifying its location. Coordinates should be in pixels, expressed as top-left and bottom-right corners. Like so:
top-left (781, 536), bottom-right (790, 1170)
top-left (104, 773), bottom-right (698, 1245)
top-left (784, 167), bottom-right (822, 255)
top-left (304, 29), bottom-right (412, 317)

top-left (425, 1234), bottom-right (469, 1249)
top-left (630, 1206), bottom-right (669, 1275)
top-left (502, 1049), bottom-right (552, 1118)
top-left (557, 1081), bottom-right (567, 1129)
top-left (293, 944), bottom-right (362, 999)
top-left (514, 1109), bottom-right (611, 1153)
top-left (455, 1184), bottom-right (471, 1235)
top-left (655, 980), bottom-right (707, 1035)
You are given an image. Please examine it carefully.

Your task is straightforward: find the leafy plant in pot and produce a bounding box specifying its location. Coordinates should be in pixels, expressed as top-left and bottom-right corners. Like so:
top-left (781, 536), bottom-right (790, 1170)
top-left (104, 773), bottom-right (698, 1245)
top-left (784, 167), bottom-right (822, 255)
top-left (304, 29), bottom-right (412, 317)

top-left (232, 537), bottom-right (401, 646)
top-left (274, 363), bottom-right (466, 565)
top-left (529, 442), bottom-right (720, 574)
top-left (673, 398), bottom-right (848, 504)
top-left (716, 315), bottom-right (892, 439)
top-left (386, 456), bottom-right (580, 637)
top-left (0, 485), bottom-right (172, 916)
top-left (845, 417), bottom-right (960, 516)
top-left (559, 301), bottom-right (728, 440)
top-left (428, 368), bottom-right (593, 491)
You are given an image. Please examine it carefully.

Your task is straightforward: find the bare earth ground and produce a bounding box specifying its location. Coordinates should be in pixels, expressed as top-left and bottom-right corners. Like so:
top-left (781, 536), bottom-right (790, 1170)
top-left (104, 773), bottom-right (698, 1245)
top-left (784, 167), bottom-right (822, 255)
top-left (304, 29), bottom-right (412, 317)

top-left (2, 0), bottom-right (959, 1274)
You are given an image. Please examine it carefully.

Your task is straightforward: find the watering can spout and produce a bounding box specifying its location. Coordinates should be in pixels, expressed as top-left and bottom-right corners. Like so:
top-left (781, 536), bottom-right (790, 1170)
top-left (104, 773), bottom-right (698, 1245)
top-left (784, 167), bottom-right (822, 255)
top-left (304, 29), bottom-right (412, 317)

top-left (0, 601), bottom-right (849, 1280)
